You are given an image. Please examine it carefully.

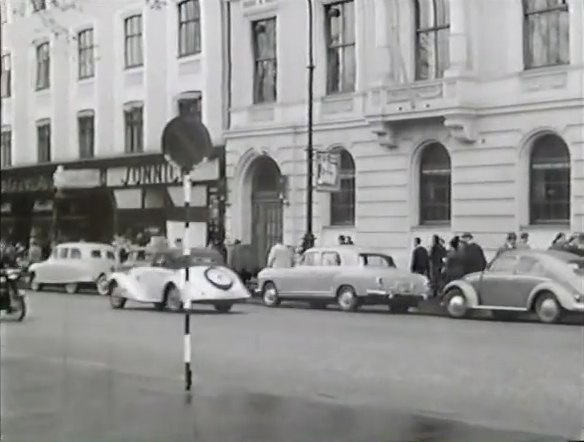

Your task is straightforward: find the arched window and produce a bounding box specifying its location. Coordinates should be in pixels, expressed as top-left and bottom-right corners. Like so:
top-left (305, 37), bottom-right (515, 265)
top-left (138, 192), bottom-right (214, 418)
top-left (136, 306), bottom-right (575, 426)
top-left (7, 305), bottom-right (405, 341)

top-left (523, 0), bottom-right (569, 69)
top-left (414, 0), bottom-right (450, 80)
top-left (330, 149), bottom-right (355, 226)
top-left (419, 143), bottom-right (451, 224)
top-left (530, 134), bottom-right (570, 224)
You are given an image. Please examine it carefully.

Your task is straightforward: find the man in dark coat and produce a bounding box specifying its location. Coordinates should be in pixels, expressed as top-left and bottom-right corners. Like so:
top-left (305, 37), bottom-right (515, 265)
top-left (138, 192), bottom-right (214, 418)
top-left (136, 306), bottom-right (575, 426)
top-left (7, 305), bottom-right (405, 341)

top-left (411, 237), bottom-right (429, 276)
top-left (460, 232), bottom-right (487, 275)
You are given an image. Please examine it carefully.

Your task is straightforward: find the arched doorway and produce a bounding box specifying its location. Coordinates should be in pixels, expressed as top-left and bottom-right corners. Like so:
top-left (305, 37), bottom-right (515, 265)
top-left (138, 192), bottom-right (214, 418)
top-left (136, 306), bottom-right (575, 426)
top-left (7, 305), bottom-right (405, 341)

top-left (250, 156), bottom-right (283, 269)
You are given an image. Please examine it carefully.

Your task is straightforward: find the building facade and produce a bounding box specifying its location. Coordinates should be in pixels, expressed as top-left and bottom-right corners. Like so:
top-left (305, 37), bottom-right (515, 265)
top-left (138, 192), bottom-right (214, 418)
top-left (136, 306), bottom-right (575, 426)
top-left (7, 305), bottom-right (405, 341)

top-left (225, 0), bottom-right (584, 269)
top-left (1, 0), bottom-right (229, 247)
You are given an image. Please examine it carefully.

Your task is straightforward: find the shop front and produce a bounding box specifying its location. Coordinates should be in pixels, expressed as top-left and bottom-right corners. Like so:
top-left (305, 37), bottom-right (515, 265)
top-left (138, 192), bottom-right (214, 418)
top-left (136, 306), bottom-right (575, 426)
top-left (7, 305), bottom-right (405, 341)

top-left (1, 165), bottom-right (57, 248)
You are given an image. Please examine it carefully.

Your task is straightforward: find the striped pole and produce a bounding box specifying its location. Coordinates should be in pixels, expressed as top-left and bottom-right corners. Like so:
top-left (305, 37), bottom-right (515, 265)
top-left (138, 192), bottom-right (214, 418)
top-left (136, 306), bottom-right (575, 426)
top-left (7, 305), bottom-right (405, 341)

top-left (183, 173), bottom-right (192, 391)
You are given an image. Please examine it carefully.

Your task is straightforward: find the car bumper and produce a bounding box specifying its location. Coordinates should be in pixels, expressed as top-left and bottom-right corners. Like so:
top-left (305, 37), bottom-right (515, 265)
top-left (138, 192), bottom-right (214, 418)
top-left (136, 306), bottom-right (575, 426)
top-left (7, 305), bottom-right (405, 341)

top-left (364, 290), bottom-right (427, 305)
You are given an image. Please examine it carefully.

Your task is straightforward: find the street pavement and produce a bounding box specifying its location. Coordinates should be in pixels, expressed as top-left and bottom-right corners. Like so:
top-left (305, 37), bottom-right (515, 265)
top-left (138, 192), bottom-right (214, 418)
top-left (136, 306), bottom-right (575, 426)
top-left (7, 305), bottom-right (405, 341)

top-left (0, 291), bottom-right (582, 441)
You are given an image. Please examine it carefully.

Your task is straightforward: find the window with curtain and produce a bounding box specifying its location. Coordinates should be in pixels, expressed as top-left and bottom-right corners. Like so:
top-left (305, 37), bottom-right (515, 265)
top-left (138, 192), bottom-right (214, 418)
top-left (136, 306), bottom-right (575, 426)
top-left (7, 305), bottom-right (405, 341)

top-left (124, 15), bottom-right (143, 68)
top-left (37, 121), bottom-right (51, 163)
top-left (78, 28), bottom-right (95, 79)
top-left (36, 42), bottom-right (50, 90)
top-left (252, 18), bottom-right (277, 103)
top-left (325, 0), bottom-right (356, 94)
top-left (1, 54), bottom-right (11, 98)
top-left (178, 92), bottom-right (202, 119)
top-left (330, 149), bottom-right (355, 226)
top-left (124, 104), bottom-right (143, 153)
top-left (78, 112), bottom-right (95, 159)
top-left (530, 134), bottom-right (571, 224)
top-left (420, 143), bottom-right (451, 224)
top-left (414, 0), bottom-right (450, 81)
top-left (178, 0), bottom-right (201, 56)
top-left (1, 129), bottom-right (11, 168)
top-left (523, 0), bottom-right (569, 69)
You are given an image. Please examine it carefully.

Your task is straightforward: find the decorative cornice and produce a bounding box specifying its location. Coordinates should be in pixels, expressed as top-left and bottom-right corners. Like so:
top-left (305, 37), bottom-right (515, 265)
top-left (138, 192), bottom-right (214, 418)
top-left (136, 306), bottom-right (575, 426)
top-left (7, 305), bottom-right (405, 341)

top-left (367, 120), bottom-right (398, 149)
top-left (443, 113), bottom-right (477, 144)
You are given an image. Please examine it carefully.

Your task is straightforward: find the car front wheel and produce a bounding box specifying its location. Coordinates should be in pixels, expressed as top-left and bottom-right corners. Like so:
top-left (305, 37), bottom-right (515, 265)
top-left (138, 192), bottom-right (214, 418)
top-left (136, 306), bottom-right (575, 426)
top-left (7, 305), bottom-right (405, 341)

top-left (165, 285), bottom-right (184, 313)
top-left (534, 292), bottom-right (562, 324)
top-left (262, 282), bottom-right (281, 307)
top-left (96, 274), bottom-right (109, 296)
top-left (337, 285), bottom-right (358, 312)
top-left (109, 283), bottom-right (127, 310)
top-left (445, 288), bottom-right (468, 319)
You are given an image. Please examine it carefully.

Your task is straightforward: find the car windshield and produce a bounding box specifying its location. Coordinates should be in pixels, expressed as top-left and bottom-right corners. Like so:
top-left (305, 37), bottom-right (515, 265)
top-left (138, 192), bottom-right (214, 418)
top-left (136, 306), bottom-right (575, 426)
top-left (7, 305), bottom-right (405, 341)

top-left (359, 254), bottom-right (395, 268)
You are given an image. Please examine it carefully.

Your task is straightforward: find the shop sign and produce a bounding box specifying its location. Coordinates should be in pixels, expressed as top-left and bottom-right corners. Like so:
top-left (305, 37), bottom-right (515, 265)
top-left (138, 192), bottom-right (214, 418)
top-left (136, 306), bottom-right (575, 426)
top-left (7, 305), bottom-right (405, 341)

top-left (316, 151), bottom-right (341, 192)
top-left (109, 162), bottom-right (182, 187)
top-left (1, 175), bottom-right (53, 194)
top-left (53, 166), bottom-right (104, 189)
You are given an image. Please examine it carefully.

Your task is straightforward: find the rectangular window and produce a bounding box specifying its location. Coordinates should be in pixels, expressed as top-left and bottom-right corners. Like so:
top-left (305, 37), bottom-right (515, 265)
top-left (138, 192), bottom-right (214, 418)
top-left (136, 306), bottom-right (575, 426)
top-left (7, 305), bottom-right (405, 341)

top-left (1, 54), bottom-right (11, 98)
top-left (325, 1), bottom-right (356, 94)
top-left (78, 113), bottom-right (95, 158)
top-left (415, 0), bottom-right (450, 80)
top-left (31, 0), bottom-right (46, 12)
top-left (78, 28), bottom-right (95, 79)
top-left (124, 105), bottom-right (143, 153)
top-left (1, 129), bottom-right (11, 168)
top-left (37, 121), bottom-right (51, 163)
top-left (124, 15), bottom-right (143, 68)
top-left (178, 95), bottom-right (202, 119)
top-left (178, 0), bottom-right (201, 57)
top-left (252, 18), bottom-right (277, 103)
top-left (36, 42), bottom-right (50, 90)
top-left (524, 0), bottom-right (569, 69)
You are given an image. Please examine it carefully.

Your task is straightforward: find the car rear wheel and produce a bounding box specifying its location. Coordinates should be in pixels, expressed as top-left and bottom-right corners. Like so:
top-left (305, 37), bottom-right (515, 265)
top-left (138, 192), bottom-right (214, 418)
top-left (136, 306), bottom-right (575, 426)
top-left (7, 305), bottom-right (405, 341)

top-left (165, 285), bottom-right (184, 312)
top-left (96, 274), bottom-right (109, 296)
top-left (109, 283), bottom-right (127, 310)
top-left (337, 286), bottom-right (358, 312)
top-left (214, 303), bottom-right (233, 313)
top-left (64, 283), bottom-right (78, 295)
top-left (445, 288), bottom-right (468, 319)
top-left (534, 292), bottom-right (562, 324)
top-left (262, 282), bottom-right (281, 307)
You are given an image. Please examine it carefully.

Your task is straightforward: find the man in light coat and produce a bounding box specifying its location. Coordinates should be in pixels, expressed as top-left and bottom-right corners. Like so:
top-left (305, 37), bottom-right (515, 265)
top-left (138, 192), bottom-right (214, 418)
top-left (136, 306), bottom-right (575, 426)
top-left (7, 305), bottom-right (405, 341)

top-left (267, 241), bottom-right (294, 268)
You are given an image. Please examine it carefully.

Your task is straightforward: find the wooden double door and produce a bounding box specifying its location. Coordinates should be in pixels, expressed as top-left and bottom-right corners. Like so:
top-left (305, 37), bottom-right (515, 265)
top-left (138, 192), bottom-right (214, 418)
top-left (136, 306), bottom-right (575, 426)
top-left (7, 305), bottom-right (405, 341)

top-left (252, 190), bottom-right (283, 270)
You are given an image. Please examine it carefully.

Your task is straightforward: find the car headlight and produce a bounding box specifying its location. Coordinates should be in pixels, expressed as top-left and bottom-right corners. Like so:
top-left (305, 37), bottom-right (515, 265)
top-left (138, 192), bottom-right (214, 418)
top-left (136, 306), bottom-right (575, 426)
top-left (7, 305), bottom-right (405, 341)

top-left (574, 293), bottom-right (583, 303)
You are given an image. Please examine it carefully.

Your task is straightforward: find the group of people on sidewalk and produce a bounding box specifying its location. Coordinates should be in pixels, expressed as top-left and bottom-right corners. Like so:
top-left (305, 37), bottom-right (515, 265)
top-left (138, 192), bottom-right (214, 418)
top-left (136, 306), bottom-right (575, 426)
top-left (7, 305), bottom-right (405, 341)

top-left (411, 231), bottom-right (584, 297)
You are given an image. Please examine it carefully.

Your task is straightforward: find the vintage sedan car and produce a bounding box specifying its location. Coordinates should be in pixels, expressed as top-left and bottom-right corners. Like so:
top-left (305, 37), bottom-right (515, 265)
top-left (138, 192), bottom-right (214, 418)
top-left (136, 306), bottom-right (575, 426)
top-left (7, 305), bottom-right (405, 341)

top-left (28, 242), bottom-right (117, 295)
top-left (442, 249), bottom-right (584, 323)
top-left (106, 247), bottom-right (250, 313)
top-left (257, 246), bottom-right (430, 312)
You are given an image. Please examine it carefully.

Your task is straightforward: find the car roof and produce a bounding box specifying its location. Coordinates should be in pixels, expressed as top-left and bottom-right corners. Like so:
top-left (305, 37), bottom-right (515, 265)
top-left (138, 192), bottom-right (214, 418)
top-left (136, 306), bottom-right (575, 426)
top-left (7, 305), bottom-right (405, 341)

top-left (58, 242), bottom-right (114, 250)
top-left (501, 248), bottom-right (582, 262)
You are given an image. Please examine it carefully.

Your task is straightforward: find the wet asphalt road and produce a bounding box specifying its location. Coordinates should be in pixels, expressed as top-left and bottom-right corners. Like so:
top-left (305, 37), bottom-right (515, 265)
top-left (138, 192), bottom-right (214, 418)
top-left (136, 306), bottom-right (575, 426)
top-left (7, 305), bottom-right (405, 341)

top-left (0, 291), bottom-right (582, 442)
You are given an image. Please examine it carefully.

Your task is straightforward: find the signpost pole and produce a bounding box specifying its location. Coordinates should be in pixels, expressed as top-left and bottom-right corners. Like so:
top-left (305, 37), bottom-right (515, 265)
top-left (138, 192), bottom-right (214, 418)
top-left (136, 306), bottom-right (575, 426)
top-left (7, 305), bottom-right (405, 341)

top-left (183, 172), bottom-right (192, 391)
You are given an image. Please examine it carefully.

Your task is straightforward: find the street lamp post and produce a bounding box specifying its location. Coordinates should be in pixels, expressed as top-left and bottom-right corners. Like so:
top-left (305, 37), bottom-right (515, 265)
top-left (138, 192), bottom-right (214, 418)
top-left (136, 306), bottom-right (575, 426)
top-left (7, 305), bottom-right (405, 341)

top-left (302, 0), bottom-right (316, 252)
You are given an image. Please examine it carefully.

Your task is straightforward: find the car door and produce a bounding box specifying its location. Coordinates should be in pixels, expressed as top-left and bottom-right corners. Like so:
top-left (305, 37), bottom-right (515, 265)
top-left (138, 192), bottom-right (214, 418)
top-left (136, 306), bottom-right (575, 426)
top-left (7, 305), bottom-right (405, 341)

top-left (138, 254), bottom-right (175, 301)
top-left (43, 247), bottom-right (69, 284)
top-left (285, 251), bottom-right (321, 297)
top-left (509, 256), bottom-right (547, 308)
top-left (477, 255), bottom-right (518, 307)
top-left (314, 251), bottom-right (343, 298)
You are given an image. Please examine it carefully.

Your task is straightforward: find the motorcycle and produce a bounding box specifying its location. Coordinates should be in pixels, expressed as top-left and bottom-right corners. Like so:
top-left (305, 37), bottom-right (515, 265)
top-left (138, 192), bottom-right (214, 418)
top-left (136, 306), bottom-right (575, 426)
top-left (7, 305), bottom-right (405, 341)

top-left (0, 268), bottom-right (27, 321)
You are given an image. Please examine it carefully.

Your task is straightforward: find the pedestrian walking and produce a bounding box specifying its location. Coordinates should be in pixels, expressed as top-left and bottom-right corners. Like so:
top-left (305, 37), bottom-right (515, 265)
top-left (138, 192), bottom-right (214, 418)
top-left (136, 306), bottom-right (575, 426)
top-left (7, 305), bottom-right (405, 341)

top-left (516, 232), bottom-right (530, 250)
top-left (410, 237), bottom-right (429, 276)
top-left (443, 236), bottom-right (465, 286)
top-left (338, 235), bottom-right (346, 245)
top-left (267, 240), bottom-right (294, 268)
top-left (28, 240), bottom-right (42, 265)
top-left (460, 232), bottom-right (487, 275)
top-left (429, 235), bottom-right (447, 297)
top-left (496, 232), bottom-right (517, 257)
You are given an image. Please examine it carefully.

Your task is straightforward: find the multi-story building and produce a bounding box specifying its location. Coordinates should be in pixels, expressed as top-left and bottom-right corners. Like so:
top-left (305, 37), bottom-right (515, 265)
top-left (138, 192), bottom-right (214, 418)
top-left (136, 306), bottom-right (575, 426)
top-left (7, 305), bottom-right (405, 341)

top-left (0, 0), bottom-right (228, 247)
top-left (225, 0), bottom-right (584, 268)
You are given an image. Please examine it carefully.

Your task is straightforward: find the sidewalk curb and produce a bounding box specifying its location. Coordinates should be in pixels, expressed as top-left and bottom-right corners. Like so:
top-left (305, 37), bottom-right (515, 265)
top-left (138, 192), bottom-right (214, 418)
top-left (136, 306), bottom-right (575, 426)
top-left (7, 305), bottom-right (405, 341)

top-left (246, 296), bottom-right (448, 317)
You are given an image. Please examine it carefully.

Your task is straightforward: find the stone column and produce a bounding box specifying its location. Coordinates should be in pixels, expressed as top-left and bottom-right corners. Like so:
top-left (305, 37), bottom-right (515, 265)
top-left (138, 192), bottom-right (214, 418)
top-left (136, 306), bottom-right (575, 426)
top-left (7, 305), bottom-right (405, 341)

top-left (372, 0), bottom-right (393, 86)
top-left (446, 0), bottom-right (470, 77)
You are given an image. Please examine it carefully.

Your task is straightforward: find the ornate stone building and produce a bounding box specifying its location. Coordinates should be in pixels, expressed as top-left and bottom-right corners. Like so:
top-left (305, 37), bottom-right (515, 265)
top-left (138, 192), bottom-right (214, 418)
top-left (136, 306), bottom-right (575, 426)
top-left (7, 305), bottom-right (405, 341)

top-left (224, 0), bottom-right (583, 268)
